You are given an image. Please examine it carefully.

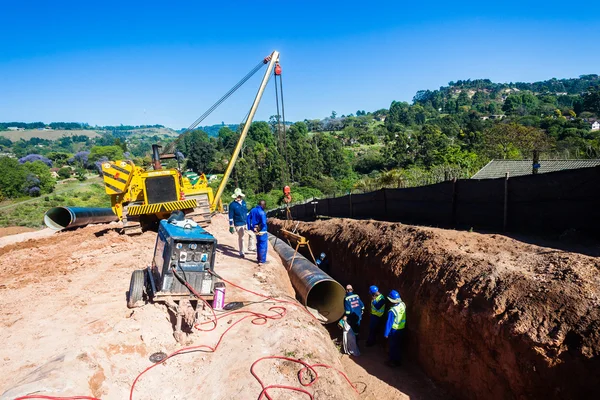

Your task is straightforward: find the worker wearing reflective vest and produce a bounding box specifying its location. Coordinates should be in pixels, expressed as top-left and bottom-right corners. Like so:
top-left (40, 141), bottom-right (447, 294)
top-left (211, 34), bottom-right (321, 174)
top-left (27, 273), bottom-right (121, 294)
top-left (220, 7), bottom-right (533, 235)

top-left (343, 284), bottom-right (364, 340)
top-left (384, 290), bottom-right (406, 367)
top-left (366, 285), bottom-right (386, 347)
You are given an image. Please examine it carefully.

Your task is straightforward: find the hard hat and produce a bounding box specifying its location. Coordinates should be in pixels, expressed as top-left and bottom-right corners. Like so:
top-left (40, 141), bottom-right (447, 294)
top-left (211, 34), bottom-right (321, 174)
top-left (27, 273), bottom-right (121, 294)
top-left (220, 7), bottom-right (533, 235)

top-left (387, 290), bottom-right (401, 303)
top-left (369, 285), bottom-right (379, 295)
top-left (345, 284), bottom-right (353, 291)
top-left (320, 252), bottom-right (326, 259)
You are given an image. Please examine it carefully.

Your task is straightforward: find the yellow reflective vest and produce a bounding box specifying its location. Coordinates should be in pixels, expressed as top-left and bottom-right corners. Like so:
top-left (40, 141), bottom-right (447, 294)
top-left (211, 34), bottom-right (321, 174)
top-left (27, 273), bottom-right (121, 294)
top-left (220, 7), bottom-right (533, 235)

top-left (390, 302), bottom-right (406, 330)
top-left (371, 294), bottom-right (385, 317)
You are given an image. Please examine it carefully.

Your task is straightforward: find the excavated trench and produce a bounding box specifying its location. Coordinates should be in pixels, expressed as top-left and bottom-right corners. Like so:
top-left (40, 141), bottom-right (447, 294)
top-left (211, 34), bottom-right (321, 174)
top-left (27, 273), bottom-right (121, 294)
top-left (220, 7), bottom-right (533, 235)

top-left (269, 218), bottom-right (600, 400)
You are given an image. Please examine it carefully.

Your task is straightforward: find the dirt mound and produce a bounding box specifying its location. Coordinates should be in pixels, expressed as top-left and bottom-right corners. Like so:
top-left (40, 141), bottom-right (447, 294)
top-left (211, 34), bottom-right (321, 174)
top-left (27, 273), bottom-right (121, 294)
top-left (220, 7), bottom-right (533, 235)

top-left (270, 218), bottom-right (600, 399)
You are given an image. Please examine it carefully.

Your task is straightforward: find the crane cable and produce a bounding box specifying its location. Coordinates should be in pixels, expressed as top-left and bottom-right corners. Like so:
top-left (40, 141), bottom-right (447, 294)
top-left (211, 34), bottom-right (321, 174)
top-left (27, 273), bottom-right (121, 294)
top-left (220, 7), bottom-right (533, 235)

top-left (178, 56), bottom-right (272, 141)
top-left (274, 63), bottom-right (289, 183)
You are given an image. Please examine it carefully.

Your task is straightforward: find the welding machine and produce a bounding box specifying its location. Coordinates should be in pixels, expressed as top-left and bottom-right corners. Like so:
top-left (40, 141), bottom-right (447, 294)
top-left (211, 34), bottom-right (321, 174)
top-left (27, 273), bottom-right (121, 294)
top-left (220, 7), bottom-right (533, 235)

top-left (126, 216), bottom-right (220, 341)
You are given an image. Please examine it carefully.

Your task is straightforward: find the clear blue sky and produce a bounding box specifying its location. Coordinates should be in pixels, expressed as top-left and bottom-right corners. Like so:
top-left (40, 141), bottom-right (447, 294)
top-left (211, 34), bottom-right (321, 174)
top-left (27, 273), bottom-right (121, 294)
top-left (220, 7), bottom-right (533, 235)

top-left (1, 0), bottom-right (598, 128)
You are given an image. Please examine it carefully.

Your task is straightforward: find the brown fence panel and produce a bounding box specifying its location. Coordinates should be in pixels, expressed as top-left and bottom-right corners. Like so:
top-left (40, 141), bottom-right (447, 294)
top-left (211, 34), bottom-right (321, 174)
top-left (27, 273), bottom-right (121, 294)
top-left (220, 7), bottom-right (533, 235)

top-left (352, 190), bottom-right (387, 219)
top-left (455, 179), bottom-right (504, 230)
top-left (385, 181), bottom-right (454, 225)
top-left (508, 166), bottom-right (600, 233)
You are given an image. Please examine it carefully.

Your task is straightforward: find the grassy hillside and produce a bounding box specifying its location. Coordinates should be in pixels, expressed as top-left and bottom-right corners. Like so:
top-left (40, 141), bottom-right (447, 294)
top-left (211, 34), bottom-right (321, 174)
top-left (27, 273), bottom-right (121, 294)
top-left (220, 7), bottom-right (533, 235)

top-left (0, 180), bottom-right (110, 228)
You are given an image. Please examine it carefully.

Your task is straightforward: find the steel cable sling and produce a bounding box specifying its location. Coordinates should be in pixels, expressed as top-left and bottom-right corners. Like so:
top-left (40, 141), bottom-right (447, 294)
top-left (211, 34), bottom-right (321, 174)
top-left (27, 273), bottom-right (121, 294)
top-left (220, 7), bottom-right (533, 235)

top-left (178, 56), bottom-right (272, 138)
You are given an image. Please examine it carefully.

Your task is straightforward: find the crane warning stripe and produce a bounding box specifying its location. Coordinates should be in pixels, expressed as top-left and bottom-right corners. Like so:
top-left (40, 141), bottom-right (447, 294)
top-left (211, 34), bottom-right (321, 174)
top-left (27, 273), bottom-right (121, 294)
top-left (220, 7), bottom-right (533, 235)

top-left (101, 162), bottom-right (133, 194)
top-left (102, 172), bottom-right (127, 184)
top-left (127, 199), bottom-right (198, 216)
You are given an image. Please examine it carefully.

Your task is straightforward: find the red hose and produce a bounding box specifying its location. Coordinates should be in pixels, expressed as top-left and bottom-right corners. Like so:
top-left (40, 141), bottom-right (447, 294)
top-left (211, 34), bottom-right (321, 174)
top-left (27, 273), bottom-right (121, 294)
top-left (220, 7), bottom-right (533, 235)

top-left (251, 356), bottom-right (359, 400)
top-left (18, 274), bottom-right (356, 400)
top-left (15, 396), bottom-right (100, 400)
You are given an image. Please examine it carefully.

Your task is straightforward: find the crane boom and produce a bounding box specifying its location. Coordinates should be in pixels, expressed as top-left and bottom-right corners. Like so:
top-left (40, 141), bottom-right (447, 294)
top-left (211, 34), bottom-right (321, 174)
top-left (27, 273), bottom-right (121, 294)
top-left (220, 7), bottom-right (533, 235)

top-left (211, 50), bottom-right (280, 209)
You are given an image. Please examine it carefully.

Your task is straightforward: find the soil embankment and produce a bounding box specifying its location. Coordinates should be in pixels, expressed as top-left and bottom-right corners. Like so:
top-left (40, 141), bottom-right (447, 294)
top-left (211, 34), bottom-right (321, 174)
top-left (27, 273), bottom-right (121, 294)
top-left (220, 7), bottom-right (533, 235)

top-left (270, 218), bottom-right (600, 400)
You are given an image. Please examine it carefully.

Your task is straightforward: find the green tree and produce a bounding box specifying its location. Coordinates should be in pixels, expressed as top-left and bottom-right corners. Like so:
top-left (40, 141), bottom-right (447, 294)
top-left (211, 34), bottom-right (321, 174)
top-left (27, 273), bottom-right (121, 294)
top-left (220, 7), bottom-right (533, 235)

top-left (47, 152), bottom-right (72, 166)
top-left (0, 157), bottom-right (27, 198)
top-left (484, 123), bottom-right (551, 159)
top-left (57, 167), bottom-right (72, 179)
top-left (185, 130), bottom-right (216, 174)
top-left (315, 133), bottom-right (352, 179)
top-left (415, 124), bottom-right (450, 167)
top-left (583, 86), bottom-right (600, 115)
top-left (89, 145), bottom-right (124, 162)
top-left (248, 121), bottom-right (275, 147)
top-left (75, 168), bottom-right (87, 181)
top-left (22, 160), bottom-right (55, 194)
top-left (113, 138), bottom-right (128, 152)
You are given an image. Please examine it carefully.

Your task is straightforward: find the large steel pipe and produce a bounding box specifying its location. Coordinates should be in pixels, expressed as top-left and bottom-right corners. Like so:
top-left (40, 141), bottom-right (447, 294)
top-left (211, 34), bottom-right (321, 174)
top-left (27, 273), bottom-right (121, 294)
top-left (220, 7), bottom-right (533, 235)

top-left (268, 233), bottom-right (345, 324)
top-left (44, 207), bottom-right (118, 231)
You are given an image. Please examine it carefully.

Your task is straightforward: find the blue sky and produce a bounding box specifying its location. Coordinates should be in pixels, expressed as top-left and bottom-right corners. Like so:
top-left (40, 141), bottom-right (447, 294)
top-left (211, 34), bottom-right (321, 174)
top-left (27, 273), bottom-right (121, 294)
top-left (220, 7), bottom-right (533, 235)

top-left (1, 0), bottom-right (598, 128)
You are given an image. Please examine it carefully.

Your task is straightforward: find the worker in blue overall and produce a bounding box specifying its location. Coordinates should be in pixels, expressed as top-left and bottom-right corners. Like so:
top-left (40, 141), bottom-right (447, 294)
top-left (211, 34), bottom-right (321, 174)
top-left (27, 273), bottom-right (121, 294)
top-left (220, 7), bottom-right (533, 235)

top-left (366, 285), bottom-right (386, 347)
top-left (384, 290), bottom-right (406, 367)
top-left (248, 200), bottom-right (268, 266)
top-left (343, 284), bottom-right (364, 341)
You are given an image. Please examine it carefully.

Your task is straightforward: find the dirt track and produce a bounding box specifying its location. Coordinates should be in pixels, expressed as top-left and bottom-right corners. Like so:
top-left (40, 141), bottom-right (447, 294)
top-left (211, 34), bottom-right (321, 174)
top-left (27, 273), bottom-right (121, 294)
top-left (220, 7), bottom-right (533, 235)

top-left (0, 216), bottom-right (360, 399)
top-left (270, 218), bottom-right (600, 400)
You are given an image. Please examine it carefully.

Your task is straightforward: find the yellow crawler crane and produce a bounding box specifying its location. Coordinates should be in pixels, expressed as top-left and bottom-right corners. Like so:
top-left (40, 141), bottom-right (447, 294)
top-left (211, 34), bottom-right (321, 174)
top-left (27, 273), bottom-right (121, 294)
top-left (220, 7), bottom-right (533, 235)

top-left (101, 145), bottom-right (214, 234)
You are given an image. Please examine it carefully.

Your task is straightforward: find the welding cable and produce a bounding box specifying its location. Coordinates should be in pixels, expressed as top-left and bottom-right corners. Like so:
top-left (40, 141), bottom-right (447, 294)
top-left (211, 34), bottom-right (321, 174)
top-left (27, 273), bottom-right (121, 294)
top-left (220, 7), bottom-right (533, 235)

top-left (251, 356), bottom-right (359, 400)
top-left (171, 267), bottom-right (219, 331)
top-left (15, 396), bottom-right (100, 400)
top-left (207, 270), bottom-right (318, 321)
top-left (129, 305), bottom-right (287, 400)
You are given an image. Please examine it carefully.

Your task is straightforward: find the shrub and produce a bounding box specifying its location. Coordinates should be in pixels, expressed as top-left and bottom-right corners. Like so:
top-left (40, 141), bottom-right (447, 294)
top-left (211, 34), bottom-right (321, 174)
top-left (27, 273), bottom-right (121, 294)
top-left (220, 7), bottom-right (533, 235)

top-left (57, 167), bottom-right (72, 180)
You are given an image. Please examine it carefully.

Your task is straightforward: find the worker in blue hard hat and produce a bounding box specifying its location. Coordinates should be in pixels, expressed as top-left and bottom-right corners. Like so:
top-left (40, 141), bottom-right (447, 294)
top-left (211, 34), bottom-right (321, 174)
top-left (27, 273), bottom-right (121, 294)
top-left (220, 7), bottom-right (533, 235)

top-left (343, 284), bottom-right (364, 342)
top-left (384, 289), bottom-right (406, 367)
top-left (366, 285), bottom-right (386, 347)
top-left (315, 252), bottom-right (329, 273)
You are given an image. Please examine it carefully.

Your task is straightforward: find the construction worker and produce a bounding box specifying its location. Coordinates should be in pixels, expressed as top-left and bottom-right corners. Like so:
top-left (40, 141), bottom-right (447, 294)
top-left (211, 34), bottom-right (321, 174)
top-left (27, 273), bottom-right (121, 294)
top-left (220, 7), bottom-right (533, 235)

top-left (384, 290), bottom-right (406, 367)
top-left (366, 285), bottom-right (386, 347)
top-left (343, 284), bottom-right (364, 341)
top-left (228, 188), bottom-right (248, 258)
top-left (248, 200), bottom-right (268, 266)
top-left (315, 252), bottom-right (329, 273)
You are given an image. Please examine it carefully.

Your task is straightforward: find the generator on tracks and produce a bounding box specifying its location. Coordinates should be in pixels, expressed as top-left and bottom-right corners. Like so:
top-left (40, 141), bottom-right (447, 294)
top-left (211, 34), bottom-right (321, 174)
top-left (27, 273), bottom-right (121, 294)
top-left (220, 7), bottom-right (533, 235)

top-left (127, 213), bottom-right (220, 342)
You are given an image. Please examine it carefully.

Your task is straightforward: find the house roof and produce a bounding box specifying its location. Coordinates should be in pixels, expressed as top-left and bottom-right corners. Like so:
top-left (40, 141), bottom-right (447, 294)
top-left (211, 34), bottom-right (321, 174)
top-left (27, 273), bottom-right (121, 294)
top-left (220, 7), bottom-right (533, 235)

top-left (472, 159), bottom-right (600, 179)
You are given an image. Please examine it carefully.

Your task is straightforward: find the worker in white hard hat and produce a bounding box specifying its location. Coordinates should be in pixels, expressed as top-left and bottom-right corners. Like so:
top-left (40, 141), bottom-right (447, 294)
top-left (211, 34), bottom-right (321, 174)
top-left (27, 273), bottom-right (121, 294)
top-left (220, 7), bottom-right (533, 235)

top-left (228, 188), bottom-right (248, 258)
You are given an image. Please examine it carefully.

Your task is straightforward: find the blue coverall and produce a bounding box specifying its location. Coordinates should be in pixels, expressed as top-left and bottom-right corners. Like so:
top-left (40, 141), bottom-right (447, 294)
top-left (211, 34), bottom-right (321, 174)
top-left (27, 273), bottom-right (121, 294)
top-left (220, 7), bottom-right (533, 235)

top-left (248, 206), bottom-right (268, 263)
top-left (367, 293), bottom-right (386, 345)
top-left (384, 301), bottom-right (407, 364)
top-left (344, 291), bottom-right (365, 338)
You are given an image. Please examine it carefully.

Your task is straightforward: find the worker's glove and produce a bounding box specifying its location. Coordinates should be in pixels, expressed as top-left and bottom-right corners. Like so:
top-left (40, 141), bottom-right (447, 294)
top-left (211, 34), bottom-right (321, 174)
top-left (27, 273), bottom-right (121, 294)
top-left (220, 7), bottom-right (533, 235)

top-left (229, 226), bottom-right (235, 234)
